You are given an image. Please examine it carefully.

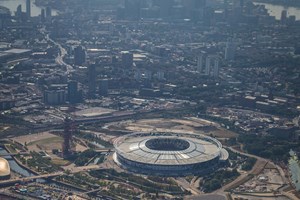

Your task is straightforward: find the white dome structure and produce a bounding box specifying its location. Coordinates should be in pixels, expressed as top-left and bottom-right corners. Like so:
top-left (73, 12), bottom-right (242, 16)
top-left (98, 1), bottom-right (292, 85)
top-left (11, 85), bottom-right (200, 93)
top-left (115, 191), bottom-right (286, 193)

top-left (0, 157), bottom-right (10, 179)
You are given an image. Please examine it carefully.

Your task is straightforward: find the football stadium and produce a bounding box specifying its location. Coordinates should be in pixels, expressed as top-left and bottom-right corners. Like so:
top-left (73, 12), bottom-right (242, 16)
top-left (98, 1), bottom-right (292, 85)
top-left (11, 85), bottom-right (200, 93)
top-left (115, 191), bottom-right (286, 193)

top-left (113, 132), bottom-right (229, 176)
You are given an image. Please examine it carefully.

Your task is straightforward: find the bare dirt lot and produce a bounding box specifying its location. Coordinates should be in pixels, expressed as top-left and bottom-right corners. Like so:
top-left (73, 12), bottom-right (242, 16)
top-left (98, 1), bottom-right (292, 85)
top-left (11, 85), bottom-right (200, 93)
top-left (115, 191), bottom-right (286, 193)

top-left (12, 132), bottom-right (87, 153)
top-left (107, 117), bottom-right (237, 139)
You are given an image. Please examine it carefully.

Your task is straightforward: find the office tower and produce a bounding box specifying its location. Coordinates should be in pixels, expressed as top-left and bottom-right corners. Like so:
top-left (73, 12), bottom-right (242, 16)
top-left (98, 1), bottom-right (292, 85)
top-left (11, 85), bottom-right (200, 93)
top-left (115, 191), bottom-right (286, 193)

top-left (99, 79), bottom-right (108, 96)
top-left (197, 54), bottom-right (204, 73)
top-left (74, 46), bottom-right (86, 66)
top-left (145, 70), bottom-right (152, 80)
top-left (41, 9), bottom-right (45, 22)
top-left (159, 0), bottom-right (174, 18)
top-left (205, 56), bottom-right (211, 75)
top-left (67, 81), bottom-right (79, 104)
top-left (121, 51), bottom-right (133, 68)
top-left (213, 57), bottom-right (220, 78)
top-left (183, 0), bottom-right (206, 20)
top-left (88, 65), bottom-right (96, 98)
top-left (44, 90), bottom-right (66, 105)
top-left (125, 0), bottom-right (141, 20)
top-left (240, 0), bottom-right (244, 9)
top-left (225, 39), bottom-right (236, 61)
top-left (157, 70), bottom-right (165, 81)
top-left (46, 6), bottom-right (52, 18)
top-left (281, 10), bottom-right (287, 21)
top-left (16, 5), bottom-right (22, 19)
top-left (134, 70), bottom-right (141, 80)
top-left (26, 0), bottom-right (31, 18)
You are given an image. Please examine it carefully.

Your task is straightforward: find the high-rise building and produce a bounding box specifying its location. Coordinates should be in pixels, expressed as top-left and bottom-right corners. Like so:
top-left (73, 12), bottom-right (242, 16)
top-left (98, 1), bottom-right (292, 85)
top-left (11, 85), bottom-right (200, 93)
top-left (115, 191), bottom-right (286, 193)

top-left (46, 6), bottom-right (52, 18)
top-left (213, 57), bottom-right (220, 78)
top-left (16, 5), bottom-right (22, 19)
top-left (125, 0), bottom-right (141, 20)
top-left (157, 70), bottom-right (165, 81)
top-left (41, 9), bottom-right (45, 22)
top-left (44, 90), bottom-right (66, 105)
top-left (183, 0), bottom-right (206, 20)
top-left (67, 81), bottom-right (81, 104)
top-left (197, 54), bottom-right (205, 73)
top-left (74, 46), bottom-right (86, 66)
top-left (88, 64), bottom-right (96, 98)
top-left (121, 51), bottom-right (133, 68)
top-left (26, 0), bottom-right (31, 18)
top-left (159, 0), bottom-right (174, 18)
top-left (225, 39), bottom-right (236, 61)
top-left (281, 10), bottom-right (287, 21)
top-left (99, 79), bottom-right (108, 96)
top-left (197, 53), bottom-right (219, 77)
top-left (205, 56), bottom-right (211, 75)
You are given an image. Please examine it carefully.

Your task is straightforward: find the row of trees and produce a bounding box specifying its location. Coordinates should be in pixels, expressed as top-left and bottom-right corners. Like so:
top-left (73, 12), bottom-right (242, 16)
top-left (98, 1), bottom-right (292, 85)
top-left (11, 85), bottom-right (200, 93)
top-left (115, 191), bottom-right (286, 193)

top-left (238, 134), bottom-right (299, 163)
top-left (201, 169), bottom-right (240, 192)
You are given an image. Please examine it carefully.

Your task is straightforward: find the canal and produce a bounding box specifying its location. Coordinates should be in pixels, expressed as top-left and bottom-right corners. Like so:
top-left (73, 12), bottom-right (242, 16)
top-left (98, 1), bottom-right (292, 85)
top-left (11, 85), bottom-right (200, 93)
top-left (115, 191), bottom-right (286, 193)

top-left (0, 147), bottom-right (84, 194)
top-left (0, 147), bottom-right (35, 177)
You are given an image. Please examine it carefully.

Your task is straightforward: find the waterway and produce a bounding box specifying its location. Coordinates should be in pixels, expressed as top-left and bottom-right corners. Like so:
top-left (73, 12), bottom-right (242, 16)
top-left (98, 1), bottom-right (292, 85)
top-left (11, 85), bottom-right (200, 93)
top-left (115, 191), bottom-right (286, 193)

top-left (0, 0), bottom-right (58, 16)
top-left (254, 2), bottom-right (300, 20)
top-left (0, 147), bottom-right (35, 177)
top-left (0, 147), bottom-right (83, 193)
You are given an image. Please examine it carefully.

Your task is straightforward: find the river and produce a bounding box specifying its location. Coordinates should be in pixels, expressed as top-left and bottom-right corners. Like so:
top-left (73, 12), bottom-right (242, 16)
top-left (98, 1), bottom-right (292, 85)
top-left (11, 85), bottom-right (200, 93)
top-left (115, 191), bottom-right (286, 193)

top-left (254, 2), bottom-right (300, 20)
top-left (0, 0), bottom-right (58, 16)
top-left (0, 147), bottom-right (83, 194)
top-left (0, 147), bottom-right (35, 177)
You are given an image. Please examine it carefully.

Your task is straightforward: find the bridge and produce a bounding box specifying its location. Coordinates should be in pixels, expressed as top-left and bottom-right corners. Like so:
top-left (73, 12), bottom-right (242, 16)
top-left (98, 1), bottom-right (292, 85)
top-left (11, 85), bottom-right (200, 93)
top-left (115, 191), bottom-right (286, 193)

top-left (95, 149), bottom-right (113, 153)
top-left (0, 152), bottom-right (30, 157)
top-left (82, 188), bottom-right (103, 195)
top-left (0, 172), bottom-right (64, 186)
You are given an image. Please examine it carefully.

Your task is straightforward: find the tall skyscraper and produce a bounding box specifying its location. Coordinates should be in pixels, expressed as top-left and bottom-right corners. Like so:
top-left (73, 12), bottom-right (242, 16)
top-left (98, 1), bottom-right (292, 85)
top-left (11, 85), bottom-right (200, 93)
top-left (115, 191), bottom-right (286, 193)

top-left (159, 0), bottom-right (174, 18)
top-left (281, 10), bottom-right (287, 22)
top-left (74, 46), bottom-right (86, 66)
top-left (225, 39), bottom-right (236, 61)
top-left (99, 79), bottom-right (108, 96)
top-left (197, 54), bottom-right (205, 73)
top-left (67, 81), bottom-right (81, 104)
top-left (183, 0), bottom-right (206, 20)
top-left (121, 51), bottom-right (133, 68)
top-left (16, 5), bottom-right (22, 19)
top-left (205, 56), bottom-right (212, 75)
top-left (46, 6), bottom-right (52, 18)
top-left (88, 64), bottom-right (96, 98)
top-left (213, 57), bottom-right (220, 78)
top-left (26, 0), bottom-right (31, 18)
top-left (43, 90), bottom-right (66, 105)
top-left (125, 0), bottom-right (141, 20)
top-left (41, 9), bottom-right (46, 22)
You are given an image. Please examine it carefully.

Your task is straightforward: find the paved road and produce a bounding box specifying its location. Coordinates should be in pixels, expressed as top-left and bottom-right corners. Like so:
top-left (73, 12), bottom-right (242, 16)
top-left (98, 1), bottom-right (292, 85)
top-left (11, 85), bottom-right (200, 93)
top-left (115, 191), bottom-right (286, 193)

top-left (172, 177), bottom-right (202, 195)
top-left (39, 27), bottom-right (74, 74)
top-left (46, 34), bottom-right (74, 74)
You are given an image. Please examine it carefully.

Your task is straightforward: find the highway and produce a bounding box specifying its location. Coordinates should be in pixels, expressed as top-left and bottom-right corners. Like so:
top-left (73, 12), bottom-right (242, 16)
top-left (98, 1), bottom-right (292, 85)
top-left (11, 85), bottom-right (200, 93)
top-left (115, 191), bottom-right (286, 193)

top-left (39, 27), bottom-right (74, 75)
top-left (46, 34), bottom-right (74, 74)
